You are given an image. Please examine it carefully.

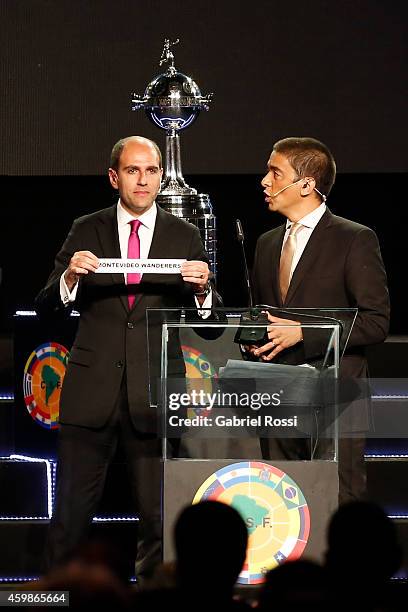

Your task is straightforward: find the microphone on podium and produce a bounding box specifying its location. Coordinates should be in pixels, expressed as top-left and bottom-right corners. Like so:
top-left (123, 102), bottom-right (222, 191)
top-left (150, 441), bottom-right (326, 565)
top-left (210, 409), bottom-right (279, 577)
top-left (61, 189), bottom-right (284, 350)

top-left (234, 219), bottom-right (269, 344)
top-left (235, 219), bottom-right (253, 308)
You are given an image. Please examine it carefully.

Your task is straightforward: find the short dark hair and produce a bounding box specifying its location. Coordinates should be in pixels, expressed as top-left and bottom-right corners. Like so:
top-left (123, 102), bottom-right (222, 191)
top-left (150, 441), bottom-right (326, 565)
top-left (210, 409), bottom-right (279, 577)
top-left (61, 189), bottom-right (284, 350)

top-left (109, 136), bottom-right (162, 170)
top-left (273, 137), bottom-right (336, 197)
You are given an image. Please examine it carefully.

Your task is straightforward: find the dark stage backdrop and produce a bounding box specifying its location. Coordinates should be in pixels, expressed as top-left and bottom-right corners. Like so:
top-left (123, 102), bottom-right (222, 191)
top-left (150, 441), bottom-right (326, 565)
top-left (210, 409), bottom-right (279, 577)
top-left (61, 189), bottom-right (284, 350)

top-left (0, 173), bottom-right (404, 336)
top-left (0, 0), bottom-right (407, 175)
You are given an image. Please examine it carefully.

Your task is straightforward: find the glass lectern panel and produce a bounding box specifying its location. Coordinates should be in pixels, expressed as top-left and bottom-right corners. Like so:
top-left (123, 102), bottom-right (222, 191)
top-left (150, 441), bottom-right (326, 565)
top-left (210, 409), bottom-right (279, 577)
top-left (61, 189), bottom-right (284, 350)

top-left (147, 308), bottom-right (357, 462)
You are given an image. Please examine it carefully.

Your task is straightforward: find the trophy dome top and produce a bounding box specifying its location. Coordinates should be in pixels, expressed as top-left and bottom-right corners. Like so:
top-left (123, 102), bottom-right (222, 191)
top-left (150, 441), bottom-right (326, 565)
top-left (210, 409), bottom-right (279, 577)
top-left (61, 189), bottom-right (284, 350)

top-left (134, 70), bottom-right (212, 132)
top-left (145, 70), bottom-right (203, 100)
top-left (131, 39), bottom-right (212, 132)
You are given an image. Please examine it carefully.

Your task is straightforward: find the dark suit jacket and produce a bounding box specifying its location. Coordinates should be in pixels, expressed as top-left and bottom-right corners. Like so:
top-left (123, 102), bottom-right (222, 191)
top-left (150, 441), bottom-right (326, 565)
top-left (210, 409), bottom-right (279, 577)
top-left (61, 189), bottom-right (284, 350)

top-left (252, 209), bottom-right (390, 378)
top-left (35, 204), bottom-right (218, 432)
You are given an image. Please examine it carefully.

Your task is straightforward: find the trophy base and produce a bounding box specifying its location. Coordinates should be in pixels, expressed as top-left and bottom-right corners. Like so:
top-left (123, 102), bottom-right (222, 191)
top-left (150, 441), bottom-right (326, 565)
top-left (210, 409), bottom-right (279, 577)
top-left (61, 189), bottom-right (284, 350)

top-left (156, 193), bottom-right (217, 276)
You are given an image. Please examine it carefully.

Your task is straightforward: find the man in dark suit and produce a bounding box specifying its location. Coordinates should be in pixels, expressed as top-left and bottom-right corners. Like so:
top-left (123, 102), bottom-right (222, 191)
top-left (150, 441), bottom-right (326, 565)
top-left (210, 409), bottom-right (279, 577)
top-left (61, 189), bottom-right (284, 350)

top-left (249, 137), bottom-right (390, 502)
top-left (35, 136), bottom-right (219, 580)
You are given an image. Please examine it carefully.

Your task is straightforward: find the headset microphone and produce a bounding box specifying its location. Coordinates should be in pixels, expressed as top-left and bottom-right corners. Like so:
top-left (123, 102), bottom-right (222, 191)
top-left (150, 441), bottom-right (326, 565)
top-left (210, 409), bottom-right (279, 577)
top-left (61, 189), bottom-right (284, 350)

top-left (269, 180), bottom-right (302, 198)
top-left (314, 187), bottom-right (327, 202)
top-left (269, 179), bottom-right (327, 202)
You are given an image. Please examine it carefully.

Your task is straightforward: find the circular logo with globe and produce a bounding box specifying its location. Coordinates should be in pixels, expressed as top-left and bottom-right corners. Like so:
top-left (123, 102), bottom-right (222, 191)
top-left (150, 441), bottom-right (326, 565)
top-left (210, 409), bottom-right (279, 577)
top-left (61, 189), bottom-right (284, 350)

top-left (193, 461), bottom-right (310, 584)
top-left (182, 345), bottom-right (217, 380)
top-left (23, 342), bottom-right (70, 429)
top-left (181, 345), bottom-right (217, 418)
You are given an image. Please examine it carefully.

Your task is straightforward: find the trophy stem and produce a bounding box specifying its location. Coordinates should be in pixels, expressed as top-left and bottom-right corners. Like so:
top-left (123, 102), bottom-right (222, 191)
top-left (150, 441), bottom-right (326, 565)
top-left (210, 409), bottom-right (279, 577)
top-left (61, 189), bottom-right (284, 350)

top-left (157, 128), bottom-right (216, 275)
top-left (160, 130), bottom-right (196, 195)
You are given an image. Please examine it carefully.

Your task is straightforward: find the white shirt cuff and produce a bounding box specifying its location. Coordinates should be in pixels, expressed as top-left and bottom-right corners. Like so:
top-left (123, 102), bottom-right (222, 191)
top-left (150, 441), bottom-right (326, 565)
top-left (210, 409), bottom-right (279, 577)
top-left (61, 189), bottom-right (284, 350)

top-left (194, 289), bottom-right (213, 319)
top-left (60, 273), bottom-right (78, 305)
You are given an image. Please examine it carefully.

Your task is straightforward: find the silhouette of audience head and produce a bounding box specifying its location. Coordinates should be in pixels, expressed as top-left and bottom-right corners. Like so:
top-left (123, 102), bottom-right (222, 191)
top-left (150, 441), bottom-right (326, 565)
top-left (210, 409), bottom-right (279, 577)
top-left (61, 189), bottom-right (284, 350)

top-left (35, 559), bottom-right (130, 610)
top-left (258, 559), bottom-right (329, 611)
top-left (174, 500), bottom-right (248, 595)
top-left (326, 500), bottom-right (402, 583)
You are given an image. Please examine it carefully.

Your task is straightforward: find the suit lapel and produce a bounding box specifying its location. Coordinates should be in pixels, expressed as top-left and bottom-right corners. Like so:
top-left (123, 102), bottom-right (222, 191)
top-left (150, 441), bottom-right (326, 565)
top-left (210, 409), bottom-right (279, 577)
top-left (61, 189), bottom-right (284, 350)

top-left (94, 205), bottom-right (172, 314)
top-left (146, 206), bottom-right (172, 259)
top-left (271, 226), bottom-right (286, 307)
top-left (95, 204), bottom-right (122, 261)
top-left (95, 204), bottom-right (129, 313)
top-left (284, 209), bottom-right (332, 305)
top-left (128, 206), bottom-right (173, 312)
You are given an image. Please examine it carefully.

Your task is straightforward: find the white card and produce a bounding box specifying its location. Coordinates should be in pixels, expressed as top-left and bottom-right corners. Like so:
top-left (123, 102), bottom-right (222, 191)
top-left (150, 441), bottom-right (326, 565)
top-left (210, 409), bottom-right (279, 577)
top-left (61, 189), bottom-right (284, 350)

top-left (95, 258), bottom-right (186, 274)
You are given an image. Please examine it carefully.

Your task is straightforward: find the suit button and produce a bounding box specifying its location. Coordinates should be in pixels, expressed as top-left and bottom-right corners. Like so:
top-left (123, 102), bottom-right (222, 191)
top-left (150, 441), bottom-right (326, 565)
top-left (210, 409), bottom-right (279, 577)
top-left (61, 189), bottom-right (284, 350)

top-left (127, 322), bottom-right (134, 329)
top-left (116, 360), bottom-right (124, 368)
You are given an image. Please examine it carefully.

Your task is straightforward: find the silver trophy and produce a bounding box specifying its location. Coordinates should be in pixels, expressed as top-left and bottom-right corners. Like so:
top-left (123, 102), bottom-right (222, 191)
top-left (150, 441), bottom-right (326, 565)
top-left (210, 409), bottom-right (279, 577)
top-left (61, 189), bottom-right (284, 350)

top-left (132, 38), bottom-right (217, 274)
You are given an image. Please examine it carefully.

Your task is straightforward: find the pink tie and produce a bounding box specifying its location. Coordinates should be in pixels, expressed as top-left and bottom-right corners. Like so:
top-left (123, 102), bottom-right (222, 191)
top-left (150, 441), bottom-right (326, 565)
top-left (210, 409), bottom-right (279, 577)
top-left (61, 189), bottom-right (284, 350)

top-left (127, 219), bottom-right (141, 308)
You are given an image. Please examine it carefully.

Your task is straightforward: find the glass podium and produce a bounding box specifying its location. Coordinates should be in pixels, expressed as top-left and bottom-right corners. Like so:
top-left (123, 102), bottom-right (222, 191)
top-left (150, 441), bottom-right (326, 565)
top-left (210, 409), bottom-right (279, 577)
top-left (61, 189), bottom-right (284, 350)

top-left (147, 307), bottom-right (357, 584)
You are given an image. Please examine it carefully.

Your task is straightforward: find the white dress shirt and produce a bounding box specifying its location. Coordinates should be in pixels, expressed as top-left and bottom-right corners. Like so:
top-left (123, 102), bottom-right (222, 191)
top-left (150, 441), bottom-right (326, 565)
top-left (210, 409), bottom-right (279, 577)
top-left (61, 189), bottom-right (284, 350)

top-left (282, 203), bottom-right (326, 283)
top-left (60, 201), bottom-right (212, 310)
top-left (117, 199), bottom-right (156, 261)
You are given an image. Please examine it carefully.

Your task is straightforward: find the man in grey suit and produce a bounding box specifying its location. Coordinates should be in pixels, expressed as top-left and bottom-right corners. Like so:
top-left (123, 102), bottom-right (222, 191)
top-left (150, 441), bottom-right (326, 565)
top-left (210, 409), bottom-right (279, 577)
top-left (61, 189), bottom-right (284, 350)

top-left (248, 137), bottom-right (390, 502)
top-left (36, 136), bottom-right (219, 580)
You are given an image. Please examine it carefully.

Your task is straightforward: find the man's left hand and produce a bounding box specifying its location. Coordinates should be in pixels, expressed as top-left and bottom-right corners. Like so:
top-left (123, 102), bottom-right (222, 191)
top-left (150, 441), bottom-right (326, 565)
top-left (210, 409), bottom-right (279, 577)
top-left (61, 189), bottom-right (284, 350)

top-left (181, 261), bottom-right (209, 293)
top-left (253, 313), bottom-right (303, 361)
